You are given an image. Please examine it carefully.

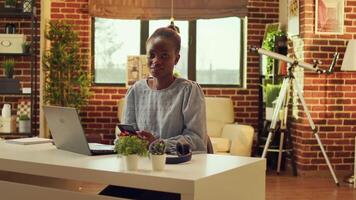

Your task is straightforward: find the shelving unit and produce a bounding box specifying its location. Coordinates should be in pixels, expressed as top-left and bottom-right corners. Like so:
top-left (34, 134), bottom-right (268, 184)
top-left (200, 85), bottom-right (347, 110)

top-left (0, 0), bottom-right (38, 138)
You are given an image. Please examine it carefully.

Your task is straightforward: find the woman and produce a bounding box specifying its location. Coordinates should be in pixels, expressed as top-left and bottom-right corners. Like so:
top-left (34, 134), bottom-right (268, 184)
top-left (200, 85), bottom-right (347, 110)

top-left (123, 26), bottom-right (208, 154)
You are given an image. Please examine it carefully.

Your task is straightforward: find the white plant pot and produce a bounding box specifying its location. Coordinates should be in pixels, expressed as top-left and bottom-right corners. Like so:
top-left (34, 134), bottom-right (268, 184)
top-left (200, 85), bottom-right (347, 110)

top-left (19, 120), bottom-right (31, 133)
top-left (124, 154), bottom-right (139, 171)
top-left (151, 154), bottom-right (166, 171)
top-left (5, 4), bottom-right (16, 9)
top-left (2, 104), bottom-right (11, 118)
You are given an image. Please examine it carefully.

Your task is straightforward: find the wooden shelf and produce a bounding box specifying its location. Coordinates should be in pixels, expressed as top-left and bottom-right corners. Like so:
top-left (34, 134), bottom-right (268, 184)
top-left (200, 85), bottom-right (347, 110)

top-left (0, 132), bottom-right (34, 139)
top-left (0, 132), bottom-right (32, 135)
top-left (0, 8), bottom-right (33, 18)
top-left (0, 53), bottom-right (32, 56)
top-left (0, 93), bottom-right (31, 96)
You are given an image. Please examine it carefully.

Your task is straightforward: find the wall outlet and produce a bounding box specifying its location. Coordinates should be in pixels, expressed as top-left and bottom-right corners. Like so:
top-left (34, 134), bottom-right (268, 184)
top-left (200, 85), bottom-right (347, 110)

top-left (22, 88), bottom-right (31, 94)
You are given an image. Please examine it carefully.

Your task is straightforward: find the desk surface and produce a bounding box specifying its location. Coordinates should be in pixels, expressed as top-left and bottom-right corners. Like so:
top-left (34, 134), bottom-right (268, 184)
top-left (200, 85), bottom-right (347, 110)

top-left (0, 141), bottom-right (266, 199)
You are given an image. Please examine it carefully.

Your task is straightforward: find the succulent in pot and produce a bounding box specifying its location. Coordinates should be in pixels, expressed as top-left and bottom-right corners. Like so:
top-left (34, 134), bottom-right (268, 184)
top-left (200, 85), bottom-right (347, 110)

top-left (4, 0), bottom-right (17, 8)
top-left (2, 59), bottom-right (15, 78)
top-left (149, 139), bottom-right (166, 155)
top-left (149, 139), bottom-right (167, 171)
top-left (18, 114), bottom-right (31, 133)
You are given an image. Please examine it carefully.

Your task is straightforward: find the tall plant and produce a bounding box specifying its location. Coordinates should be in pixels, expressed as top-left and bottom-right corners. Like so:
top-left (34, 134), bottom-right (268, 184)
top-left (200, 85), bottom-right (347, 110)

top-left (262, 30), bottom-right (286, 76)
top-left (265, 84), bottom-right (281, 108)
top-left (43, 20), bottom-right (92, 109)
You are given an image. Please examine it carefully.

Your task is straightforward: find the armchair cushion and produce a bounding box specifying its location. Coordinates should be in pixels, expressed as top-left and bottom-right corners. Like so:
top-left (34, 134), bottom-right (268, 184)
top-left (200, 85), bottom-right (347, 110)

top-left (117, 98), bottom-right (125, 122)
top-left (210, 137), bottom-right (230, 152)
top-left (206, 120), bottom-right (224, 137)
top-left (221, 124), bottom-right (254, 156)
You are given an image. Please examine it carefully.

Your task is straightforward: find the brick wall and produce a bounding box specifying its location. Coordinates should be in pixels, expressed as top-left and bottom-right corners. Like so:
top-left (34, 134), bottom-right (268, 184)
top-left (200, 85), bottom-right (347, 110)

top-left (290, 0), bottom-right (356, 172)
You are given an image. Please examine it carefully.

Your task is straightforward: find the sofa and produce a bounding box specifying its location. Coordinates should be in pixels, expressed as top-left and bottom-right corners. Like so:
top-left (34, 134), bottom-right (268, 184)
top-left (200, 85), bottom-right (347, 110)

top-left (117, 97), bottom-right (254, 156)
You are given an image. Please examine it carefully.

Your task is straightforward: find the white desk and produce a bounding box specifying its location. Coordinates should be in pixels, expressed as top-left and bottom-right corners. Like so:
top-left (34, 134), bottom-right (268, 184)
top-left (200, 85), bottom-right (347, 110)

top-left (0, 141), bottom-right (266, 200)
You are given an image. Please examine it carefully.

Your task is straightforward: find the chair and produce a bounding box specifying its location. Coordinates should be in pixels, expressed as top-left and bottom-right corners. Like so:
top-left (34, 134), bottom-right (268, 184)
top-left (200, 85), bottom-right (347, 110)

top-left (205, 97), bottom-right (254, 156)
top-left (117, 98), bottom-right (125, 122)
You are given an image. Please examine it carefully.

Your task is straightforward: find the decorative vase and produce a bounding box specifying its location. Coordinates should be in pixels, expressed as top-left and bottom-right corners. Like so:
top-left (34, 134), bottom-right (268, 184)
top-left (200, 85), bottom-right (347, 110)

top-left (23, 0), bottom-right (32, 13)
top-left (124, 154), bottom-right (139, 171)
top-left (151, 154), bottom-right (166, 171)
top-left (19, 120), bottom-right (31, 133)
top-left (2, 104), bottom-right (11, 118)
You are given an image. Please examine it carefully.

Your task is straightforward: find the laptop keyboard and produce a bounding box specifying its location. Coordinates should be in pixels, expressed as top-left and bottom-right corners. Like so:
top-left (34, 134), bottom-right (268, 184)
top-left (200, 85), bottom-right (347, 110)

top-left (88, 143), bottom-right (115, 151)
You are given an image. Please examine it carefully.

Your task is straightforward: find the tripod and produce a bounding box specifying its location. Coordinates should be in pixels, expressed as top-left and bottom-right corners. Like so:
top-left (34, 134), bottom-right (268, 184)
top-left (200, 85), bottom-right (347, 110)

top-left (261, 62), bottom-right (339, 185)
top-left (251, 47), bottom-right (340, 185)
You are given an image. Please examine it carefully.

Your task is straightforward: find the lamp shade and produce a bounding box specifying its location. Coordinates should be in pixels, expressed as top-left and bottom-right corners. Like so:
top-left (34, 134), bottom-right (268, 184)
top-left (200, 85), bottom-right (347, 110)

top-left (341, 40), bottom-right (356, 71)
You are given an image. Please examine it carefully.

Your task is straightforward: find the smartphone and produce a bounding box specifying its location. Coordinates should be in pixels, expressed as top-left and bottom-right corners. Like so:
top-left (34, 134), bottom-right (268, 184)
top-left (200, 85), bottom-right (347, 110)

top-left (117, 124), bottom-right (137, 135)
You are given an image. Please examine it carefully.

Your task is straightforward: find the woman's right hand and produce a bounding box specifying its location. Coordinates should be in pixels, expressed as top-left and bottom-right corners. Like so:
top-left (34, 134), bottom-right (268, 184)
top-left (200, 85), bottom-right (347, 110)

top-left (137, 130), bottom-right (156, 144)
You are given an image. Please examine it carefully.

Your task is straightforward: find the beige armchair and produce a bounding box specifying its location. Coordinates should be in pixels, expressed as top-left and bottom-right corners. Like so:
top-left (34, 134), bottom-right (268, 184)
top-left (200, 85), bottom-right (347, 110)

top-left (117, 97), bottom-right (254, 156)
top-left (205, 97), bottom-right (254, 156)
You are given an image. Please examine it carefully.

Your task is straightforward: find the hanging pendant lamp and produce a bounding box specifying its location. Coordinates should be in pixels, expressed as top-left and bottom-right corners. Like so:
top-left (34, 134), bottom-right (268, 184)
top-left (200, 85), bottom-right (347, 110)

top-left (169, 0), bottom-right (180, 33)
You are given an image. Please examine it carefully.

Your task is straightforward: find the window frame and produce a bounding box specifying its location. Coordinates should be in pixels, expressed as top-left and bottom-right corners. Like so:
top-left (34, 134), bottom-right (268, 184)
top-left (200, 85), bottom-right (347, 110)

top-left (91, 17), bottom-right (246, 87)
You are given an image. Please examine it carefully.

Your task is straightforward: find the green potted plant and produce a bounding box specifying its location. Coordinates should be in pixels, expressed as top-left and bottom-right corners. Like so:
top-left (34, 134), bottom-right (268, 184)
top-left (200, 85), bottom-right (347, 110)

top-left (265, 84), bottom-right (281, 120)
top-left (22, 41), bottom-right (31, 54)
top-left (115, 134), bottom-right (148, 171)
top-left (149, 139), bottom-right (166, 171)
top-left (18, 114), bottom-right (31, 133)
top-left (2, 59), bottom-right (15, 78)
top-left (262, 30), bottom-right (286, 78)
top-left (42, 20), bottom-right (92, 110)
top-left (4, 0), bottom-right (16, 8)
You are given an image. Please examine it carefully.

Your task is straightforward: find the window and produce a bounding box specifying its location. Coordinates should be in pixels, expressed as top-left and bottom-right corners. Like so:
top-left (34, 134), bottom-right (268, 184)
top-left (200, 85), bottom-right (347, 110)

top-left (94, 18), bottom-right (140, 84)
top-left (93, 17), bottom-right (246, 86)
top-left (196, 17), bottom-right (242, 85)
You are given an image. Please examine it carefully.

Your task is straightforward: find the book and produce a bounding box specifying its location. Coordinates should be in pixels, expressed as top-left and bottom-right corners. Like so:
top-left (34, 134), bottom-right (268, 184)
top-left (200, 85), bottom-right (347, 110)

top-left (6, 137), bottom-right (53, 145)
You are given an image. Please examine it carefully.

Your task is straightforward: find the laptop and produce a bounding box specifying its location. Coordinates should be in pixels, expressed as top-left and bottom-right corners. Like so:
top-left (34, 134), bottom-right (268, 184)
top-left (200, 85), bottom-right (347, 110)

top-left (43, 105), bottom-right (115, 156)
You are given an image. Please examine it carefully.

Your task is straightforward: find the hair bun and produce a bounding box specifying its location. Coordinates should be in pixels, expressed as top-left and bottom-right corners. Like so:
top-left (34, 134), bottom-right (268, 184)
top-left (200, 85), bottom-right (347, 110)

top-left (167, 23), bottom-right (180, 34)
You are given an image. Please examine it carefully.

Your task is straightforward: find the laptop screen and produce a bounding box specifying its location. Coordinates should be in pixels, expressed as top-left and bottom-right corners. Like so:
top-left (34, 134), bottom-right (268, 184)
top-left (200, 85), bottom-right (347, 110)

top-left (43, 105), bottom-right (94, 156)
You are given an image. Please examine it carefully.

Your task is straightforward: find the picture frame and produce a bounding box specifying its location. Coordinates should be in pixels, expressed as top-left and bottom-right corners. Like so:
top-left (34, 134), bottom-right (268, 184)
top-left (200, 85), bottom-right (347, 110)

top-left (287, 0), bottom-right (299, 37)
top-left (315, 0), bottom-right (344, 34)
top-left (126, 55), bottom-right (150, 87)
top-left (263, 23), bottom-right (280, 41)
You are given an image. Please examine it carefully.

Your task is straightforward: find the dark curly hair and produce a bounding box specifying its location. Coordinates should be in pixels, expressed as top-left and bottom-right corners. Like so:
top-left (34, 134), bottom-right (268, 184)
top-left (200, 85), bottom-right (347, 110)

top-left (146, 25), bottom-right (181, 53)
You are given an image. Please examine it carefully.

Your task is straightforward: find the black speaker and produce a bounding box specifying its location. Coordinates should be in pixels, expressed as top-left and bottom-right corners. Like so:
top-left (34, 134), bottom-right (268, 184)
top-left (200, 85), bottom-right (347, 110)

top-left (166, 142), bottom-right (192, 164)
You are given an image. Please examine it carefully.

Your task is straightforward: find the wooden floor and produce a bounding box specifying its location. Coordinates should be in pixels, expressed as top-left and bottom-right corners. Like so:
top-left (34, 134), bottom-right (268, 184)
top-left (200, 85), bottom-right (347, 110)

top-left (2, 170), bottom-right (356, 199)
top-left (77, 173), bottom-right (356, 199)
top-left (266, 174), bottom-right (356, 200)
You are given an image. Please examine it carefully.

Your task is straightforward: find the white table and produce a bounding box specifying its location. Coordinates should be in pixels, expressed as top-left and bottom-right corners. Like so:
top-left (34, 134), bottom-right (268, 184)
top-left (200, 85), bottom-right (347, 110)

top-left (0, 141), bottom-right (266, 200)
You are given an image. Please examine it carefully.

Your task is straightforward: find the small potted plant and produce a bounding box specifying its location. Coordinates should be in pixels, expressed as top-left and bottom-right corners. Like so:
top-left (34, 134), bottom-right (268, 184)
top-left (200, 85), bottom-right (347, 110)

top-left (149, 139), bottom-right (166, 171)
top-left (4, 0), bottom-right (16, 8)
top-left (2, 59), bottom-right (15, 78)
top-left (22, 41), bottom-right (32, 54)
top-left (18, 114), bottom-right (31, 133)
top-left (115, 133), bottom-right (148, 171)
